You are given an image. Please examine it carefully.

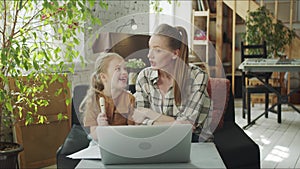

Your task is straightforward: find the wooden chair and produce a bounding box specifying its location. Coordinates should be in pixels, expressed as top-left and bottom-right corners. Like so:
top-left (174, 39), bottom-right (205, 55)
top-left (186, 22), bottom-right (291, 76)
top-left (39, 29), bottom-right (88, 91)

top-left (241, 41), bottom-right (281, 128)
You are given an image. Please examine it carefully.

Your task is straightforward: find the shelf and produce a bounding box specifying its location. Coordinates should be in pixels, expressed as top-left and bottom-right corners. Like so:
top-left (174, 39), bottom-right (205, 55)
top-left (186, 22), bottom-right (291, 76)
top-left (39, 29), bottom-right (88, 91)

top-left (193, 40), bottom-right (216, 45)
top-left (210, 13), bottom-right (216, 18)
top-left (191, 8), bottom-right (217, 70)
top-left (223, 62), bottom-right (231, 67)
top-left (193, 40), bottom-right (209, 45)
top-left (194, 10), bottom-right (216, 18)
top-left (193, 10), bottom-right (209, 16)
top-left (189, 55), bottom-right (201, 62)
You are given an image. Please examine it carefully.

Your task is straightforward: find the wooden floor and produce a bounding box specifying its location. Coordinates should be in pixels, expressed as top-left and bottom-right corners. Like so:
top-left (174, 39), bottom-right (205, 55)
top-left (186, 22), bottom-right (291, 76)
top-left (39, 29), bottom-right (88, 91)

top-left (234, 98), bottom-right (300, 169)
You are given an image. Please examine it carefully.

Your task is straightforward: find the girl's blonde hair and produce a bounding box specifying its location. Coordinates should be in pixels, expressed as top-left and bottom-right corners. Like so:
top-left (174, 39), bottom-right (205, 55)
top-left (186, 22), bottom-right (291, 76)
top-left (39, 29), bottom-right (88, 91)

top-left (153, 24), bottom-right (189, 106)
top-left (79, 52), bottom-right (124, 118)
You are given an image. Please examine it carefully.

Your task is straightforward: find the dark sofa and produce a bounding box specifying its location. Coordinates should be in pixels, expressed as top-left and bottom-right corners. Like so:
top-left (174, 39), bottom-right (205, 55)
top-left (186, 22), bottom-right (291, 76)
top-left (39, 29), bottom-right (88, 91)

top-left (56, 79), bottom-right (260, 169)
top-left (214, 84), bottom-right (260, 169)
top-left (57, 32), bottom-right (259, 168)
top-left (56, 85), bottom-right (90, 169)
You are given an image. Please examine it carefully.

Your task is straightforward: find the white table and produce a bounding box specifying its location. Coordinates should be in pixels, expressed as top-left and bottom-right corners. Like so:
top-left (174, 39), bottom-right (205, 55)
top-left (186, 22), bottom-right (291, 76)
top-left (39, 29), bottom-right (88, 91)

top-left (75, 143), bottom-right (226, 168)
top-left (239, 58), bottom-right (300, 128)
top-left (238, 58), bottom-right (300, 73)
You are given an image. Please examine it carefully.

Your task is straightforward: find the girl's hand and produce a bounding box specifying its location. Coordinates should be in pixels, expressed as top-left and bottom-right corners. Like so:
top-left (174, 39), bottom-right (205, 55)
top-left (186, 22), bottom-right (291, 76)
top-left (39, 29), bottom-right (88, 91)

top-left (97, 113), bottom-right (108, 126)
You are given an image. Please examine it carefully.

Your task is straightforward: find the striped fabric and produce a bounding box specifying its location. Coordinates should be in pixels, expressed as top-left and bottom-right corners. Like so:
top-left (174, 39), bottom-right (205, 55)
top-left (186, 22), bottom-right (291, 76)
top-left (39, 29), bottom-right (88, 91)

top-left (134, 64), bottom-right (211, 130)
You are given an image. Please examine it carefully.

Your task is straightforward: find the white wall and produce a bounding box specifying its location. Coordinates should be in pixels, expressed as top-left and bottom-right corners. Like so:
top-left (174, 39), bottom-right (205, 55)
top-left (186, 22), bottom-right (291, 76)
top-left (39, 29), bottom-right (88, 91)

top-left (174, 1), bottom-right (192, 47)
top-left (76, 1), bottom-right (194, 90)
top-left (149, 1), bottom-right (175, 33)
top-left (73, 1), bottom-right (150, 90)
top-left (149, 1), bottom-right (192, 46)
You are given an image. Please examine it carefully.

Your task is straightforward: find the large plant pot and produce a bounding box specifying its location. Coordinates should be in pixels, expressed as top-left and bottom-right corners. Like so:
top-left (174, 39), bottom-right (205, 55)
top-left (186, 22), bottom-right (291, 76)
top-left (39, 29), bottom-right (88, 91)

top-left (0, 142), bottom-right (23, 169)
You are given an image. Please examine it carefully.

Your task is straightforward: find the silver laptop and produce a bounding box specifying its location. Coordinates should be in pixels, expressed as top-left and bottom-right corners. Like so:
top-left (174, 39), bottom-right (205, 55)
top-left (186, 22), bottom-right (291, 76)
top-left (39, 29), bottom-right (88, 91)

top-left (96, 124), bottom-right (192, 165)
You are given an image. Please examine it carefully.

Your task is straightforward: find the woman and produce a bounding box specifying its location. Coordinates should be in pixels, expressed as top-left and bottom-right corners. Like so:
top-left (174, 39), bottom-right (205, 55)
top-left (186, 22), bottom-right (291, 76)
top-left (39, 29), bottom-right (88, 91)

top-left (133, 24), bottom-right (212, 142)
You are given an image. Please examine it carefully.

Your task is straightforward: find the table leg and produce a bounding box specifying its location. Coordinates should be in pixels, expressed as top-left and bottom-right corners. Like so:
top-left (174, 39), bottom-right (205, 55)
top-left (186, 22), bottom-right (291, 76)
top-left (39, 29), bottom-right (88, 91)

top-left (247, 91), bottom-right (251, 124)
top-left (278, 103), bottom-right (281, 123)
top-left (265, 92), bottom-right (269, 118)
top-left (287, 103), bottom-right (300, 114)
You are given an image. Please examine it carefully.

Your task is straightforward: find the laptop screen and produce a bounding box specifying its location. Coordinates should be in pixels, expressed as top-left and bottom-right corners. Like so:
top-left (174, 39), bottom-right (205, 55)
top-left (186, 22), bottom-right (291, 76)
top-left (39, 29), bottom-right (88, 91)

top-left (96, 124), bottom-right (193, 164)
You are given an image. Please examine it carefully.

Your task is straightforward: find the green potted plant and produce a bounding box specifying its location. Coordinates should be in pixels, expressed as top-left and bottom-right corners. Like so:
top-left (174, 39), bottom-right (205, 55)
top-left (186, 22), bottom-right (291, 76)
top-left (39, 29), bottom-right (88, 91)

top-left (126, 58), bottom-right (146, 93)
top-left (0, 1), bottom-right (107, 168)
top-left (243, 6), bottom-right (296, 58)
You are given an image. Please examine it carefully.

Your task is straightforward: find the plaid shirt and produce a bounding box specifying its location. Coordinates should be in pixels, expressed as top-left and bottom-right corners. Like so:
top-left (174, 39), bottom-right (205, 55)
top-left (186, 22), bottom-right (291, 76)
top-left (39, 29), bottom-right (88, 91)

top-left (134, 64), bottom-right (211, 128)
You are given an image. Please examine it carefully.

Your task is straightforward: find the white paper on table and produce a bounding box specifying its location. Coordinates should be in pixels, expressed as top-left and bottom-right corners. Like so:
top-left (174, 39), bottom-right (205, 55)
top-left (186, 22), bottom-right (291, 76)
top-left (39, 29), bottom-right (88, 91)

top-left (67, 144), bottom-right (101, 159)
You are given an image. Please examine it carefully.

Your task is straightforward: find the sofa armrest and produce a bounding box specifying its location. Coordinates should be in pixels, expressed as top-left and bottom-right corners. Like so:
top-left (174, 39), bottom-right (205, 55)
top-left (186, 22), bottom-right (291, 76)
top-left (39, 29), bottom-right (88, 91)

top-left (214, 123), bottom-right (260, 169)
top-left (223, 85), bottom-right (235, 123)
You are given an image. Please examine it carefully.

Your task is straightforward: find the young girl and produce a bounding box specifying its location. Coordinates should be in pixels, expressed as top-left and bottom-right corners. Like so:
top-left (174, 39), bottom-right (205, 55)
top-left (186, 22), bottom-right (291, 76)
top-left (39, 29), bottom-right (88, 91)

top-left (80, 52), bottom-right (135, 140)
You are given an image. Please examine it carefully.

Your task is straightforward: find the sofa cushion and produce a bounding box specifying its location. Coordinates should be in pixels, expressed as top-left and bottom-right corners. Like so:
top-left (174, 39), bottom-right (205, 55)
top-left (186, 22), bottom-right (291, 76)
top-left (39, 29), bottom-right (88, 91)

top-left (59, 125), bottom-right (90, 155)
top-left (72, 85), bottom-right (89, 126)
top-left (207, 78), bottom-right (230, 130)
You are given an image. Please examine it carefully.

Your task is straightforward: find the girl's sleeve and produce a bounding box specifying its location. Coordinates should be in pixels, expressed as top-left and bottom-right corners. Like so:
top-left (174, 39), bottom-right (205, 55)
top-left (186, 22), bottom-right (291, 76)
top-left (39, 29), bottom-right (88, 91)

top-left (127, 95), bottom-right (136, 125)
top-left (83, 109), bottom-right (98, 127)
top-left (83, 96), bottom-right (100, 127)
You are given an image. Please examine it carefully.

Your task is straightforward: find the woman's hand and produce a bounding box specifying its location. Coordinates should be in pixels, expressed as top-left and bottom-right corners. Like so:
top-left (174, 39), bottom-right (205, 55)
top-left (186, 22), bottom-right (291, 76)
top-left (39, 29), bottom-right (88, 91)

top-left (173, 119), bottom-right (191, 125)
top-left (97, 113), bottom-right (108, 126)
top-left (132, 108), bottom-right (147, 124)
top-left (174, 120), bottom-right (196, 129)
